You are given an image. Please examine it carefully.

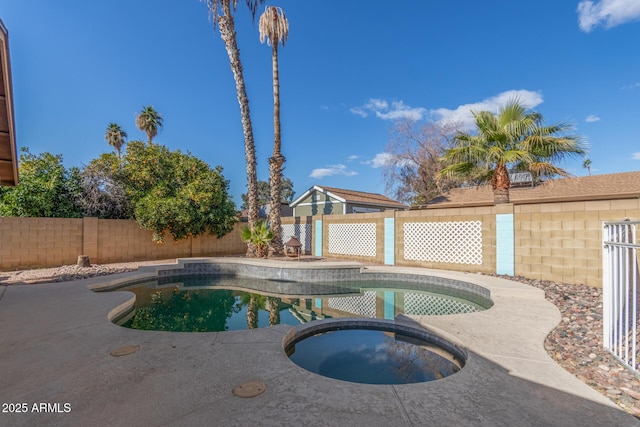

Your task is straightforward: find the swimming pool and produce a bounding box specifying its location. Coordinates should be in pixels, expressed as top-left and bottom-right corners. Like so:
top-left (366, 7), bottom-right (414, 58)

top-left (108, 272), bottom-right (492, 332)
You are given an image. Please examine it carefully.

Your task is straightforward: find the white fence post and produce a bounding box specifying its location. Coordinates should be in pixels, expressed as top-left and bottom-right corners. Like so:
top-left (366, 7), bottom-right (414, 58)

top-left (603, 220), bottom-right (640, 372)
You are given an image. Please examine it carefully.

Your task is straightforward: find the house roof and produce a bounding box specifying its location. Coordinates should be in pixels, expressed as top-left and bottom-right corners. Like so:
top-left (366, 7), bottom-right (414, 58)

top-left (422, 171), bottom-right (640, 208)
top-left (0, 20), bottom-right (18, 187)
top-left (290, 185), bottom-right (406, 209)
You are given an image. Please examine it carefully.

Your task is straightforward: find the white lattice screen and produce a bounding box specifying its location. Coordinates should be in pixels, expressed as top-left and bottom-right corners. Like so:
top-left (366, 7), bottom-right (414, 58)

top-left (281, 223), bottom-right (312, 253)
top-left (403, 292), bottom-right (480, 315)
top-left (328, 223), bottom-right (376, 257)
top-left (403, 221), bottom-right (482, 265)
top-left (328, 291), bottom-right (377, 317)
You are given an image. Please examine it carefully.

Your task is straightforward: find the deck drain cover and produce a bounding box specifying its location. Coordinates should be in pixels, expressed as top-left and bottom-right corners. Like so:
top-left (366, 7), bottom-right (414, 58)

top-left (110, 345), bottom-right (140, 357)
top-left (232, 381), bottom-right (266, 398)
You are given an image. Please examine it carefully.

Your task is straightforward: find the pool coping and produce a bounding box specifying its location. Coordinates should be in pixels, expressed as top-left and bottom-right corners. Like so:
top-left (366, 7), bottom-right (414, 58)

top-left (0, 257), bottom-right (637, 426)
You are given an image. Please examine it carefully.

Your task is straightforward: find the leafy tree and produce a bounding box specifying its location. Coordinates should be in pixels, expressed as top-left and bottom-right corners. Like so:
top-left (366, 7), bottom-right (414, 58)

top-left (105, 123), bottom-right (128, 159)
top-left (0, 148), bottom-right (83, 217)
top-left (438, 99), bottom-right (587, 204)
top-left (78, 153), bottom-right (132, 219)
top-left (203, 0), bottom-right (264, 254)
top-left (121, 141), bottom-right (237, 242)
top-left (259, 5), bottom-right (289, 256)
top-left (384, 119), bottom-right (461, 205)
top-left (135, 106), bottom-right (163, 145)
top-left (583, 158), bottom-right (592, 176)
top-left (130, 289), bottom-right (238, 332)
top-left (240, 177), bottom-right (294, 209)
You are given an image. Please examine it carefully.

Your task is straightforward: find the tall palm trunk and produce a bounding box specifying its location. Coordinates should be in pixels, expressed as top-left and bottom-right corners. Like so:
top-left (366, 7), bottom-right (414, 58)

top-left (246, 295), bottom-right (259, 329)
top-left (267, 296), bottom-right (280, 326)
top-left (268, 41), bottom-right (285, 256)
top-left (491, 163), bottom-right (511, 204)
top-left (218, 2), bottom-right (259, 255)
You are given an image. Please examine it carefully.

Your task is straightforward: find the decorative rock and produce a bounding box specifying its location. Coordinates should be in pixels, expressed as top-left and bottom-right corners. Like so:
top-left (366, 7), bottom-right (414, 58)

top-left (622, 388), bottom-right (640, 401)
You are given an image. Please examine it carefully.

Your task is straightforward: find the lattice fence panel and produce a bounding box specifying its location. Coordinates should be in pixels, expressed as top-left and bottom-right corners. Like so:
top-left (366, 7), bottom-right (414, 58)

top-left (328, 223), bottom-right (376, 257)
top-left (403, 221), bottom-right (482, 264)
top-left (403, 292), bottom-right (480, 316)
top-left (281, 223), bottom-right (312, 253)
top-left (328, 291), bottom-right (377, 317)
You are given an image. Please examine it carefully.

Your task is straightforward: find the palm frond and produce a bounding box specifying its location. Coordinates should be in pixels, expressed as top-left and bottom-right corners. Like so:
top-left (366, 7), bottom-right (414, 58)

top-left (259, 6), bottom-right (289, 46)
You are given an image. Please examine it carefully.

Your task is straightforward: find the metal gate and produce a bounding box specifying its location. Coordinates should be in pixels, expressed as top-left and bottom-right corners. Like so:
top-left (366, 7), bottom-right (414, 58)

top-left (602, 220), bottom-right (640, 372)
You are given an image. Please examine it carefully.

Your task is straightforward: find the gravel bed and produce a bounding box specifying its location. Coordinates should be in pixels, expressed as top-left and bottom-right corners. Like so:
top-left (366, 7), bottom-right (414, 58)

top-left (496, 275), bottom-right (640, 418)
top-left (1, 262), bottom-right (638, 417)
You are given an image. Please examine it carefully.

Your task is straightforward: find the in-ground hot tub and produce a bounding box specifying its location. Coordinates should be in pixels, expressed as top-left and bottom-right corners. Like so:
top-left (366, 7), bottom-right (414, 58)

top-left (284, 319), bottom-right (466, 384)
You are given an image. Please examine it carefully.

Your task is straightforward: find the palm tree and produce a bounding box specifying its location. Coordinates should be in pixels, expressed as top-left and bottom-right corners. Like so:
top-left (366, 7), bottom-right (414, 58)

top-left (583, 158), bottom-right (592, 176)
top-left (240, 219), bottom-right (273, 258)
top-left (246, 295), bottom-right (259, 329)
top-left (259, 5), bottom-right (289, 256)
top-left (135, 106), bottom-right (163, 145)
top-left (104, 123), bottom-right (127, 160)
top-left (438, 99), bottom-right (587, 204)
top-left (267, 296), bottom-right (280, 326)
top-left (203, 0), bottom-right (262, 256)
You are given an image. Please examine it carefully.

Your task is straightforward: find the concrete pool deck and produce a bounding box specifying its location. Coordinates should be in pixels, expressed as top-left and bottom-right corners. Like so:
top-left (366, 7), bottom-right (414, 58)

top-left (0, 258), bottom-right (638, 426)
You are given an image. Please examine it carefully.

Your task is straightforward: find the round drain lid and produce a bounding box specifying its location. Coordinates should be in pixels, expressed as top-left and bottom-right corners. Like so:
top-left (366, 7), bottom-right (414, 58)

top-left (110, 345), bottom-right (140, 357)
top-left (232, 381), bottom-right (266, 398)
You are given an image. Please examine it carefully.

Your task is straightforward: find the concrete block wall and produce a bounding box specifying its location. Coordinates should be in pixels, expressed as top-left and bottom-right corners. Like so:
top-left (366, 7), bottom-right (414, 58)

top-left (4, 197), bottom-right (640, 286)
top-left (0, 217), bottom-right (84, 269)
top-left (515, 198), bottom-right (640, 287)
top-left (0, 218), bottom-right (247, 270)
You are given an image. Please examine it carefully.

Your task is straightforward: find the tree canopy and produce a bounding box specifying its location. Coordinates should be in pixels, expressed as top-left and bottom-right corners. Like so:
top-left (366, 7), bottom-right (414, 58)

top-left (120, 141), bottom-right (237, 242)
top-left (383, 119), bottom-right (460, 205)
top-left (240, 177), bottom-right (294, 209)
top-left (0, 148), bottom-right (83, 218)
top-left (78, 153), bottom-right (131, 219)
top-left (1, 143), bottom-right (237, 243)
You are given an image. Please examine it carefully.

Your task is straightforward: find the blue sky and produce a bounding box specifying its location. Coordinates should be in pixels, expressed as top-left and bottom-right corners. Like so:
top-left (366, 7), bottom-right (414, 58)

top-left (2, 0), bottom-right (640, 205)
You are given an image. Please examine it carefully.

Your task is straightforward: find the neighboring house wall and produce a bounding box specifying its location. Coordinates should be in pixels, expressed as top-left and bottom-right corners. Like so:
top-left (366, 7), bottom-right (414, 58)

top-left (293, 192), bottom-right (344, 216)
top-left (347, 203), bottom-right (383, 213)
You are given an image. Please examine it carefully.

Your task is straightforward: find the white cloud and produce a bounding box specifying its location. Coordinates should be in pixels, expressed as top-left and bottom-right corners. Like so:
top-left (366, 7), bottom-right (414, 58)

top-left (366, 153), bottom-right (393, 168)
top-left (351, 98), bottom-right (427, 121)
top-left (431, 90), bottom-right (544, 131)
top-left (363, 152), bottom-right (415, 168)
top-left (585, 114), bottom-right (601, 122)
top-left (350, 107), bottom-right (368, 118)
top-left (632, 152), bottom-right (640, 160)
top-left (309, 164), bottom-right (357, 179)
top-left (347, 155), bottom-right (360, 161)
top-left (577, 0), bottom-right (640, 32)
top-left (622, 82), bottom-right (640, 90)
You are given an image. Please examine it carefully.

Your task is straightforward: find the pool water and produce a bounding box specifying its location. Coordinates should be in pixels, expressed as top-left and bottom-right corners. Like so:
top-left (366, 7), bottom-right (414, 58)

top-left (115, 275), bottom-right (488, 332)
top-left (285, 328), bottom-right (463, 384)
